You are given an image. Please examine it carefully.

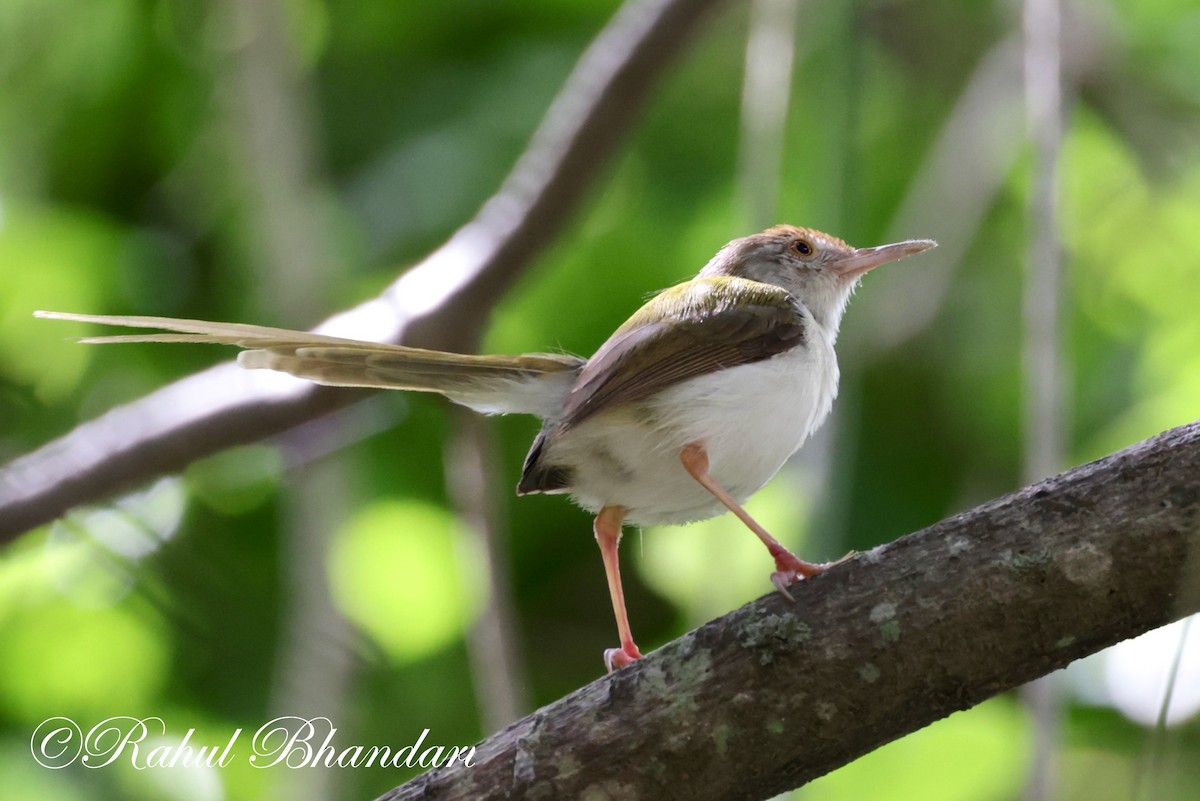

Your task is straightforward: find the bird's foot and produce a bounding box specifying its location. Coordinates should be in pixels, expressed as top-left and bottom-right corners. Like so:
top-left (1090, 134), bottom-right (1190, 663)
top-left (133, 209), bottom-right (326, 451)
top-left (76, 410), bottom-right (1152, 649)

top-left (603, 642), bottom-right (644, 673)
top-left (769, 552), bottom-right (830, 602)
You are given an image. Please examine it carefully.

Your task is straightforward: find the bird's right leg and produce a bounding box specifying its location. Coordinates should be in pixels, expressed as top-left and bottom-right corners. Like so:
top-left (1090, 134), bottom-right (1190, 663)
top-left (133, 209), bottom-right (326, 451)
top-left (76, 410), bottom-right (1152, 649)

top-left (679, 441), bottom-right (827, 598)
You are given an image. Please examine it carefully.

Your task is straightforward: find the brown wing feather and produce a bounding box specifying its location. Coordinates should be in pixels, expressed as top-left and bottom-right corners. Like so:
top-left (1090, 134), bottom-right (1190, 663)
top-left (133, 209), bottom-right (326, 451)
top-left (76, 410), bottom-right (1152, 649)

top-left (517, 277), bottom-right (806, 494)
top-left (557, 277), bottom-right (805, 429)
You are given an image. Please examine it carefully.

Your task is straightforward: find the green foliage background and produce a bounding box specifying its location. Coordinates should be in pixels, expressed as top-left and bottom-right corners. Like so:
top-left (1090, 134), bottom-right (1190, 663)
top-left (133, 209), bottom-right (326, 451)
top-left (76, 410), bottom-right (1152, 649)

top-left (2, 0), bottom-right (1199, 798)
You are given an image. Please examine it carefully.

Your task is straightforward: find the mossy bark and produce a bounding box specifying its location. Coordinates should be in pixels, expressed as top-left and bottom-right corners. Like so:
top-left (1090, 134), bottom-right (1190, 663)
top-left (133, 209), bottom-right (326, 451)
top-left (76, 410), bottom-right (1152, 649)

top-left (379, 420), bottom-right (1200, 801)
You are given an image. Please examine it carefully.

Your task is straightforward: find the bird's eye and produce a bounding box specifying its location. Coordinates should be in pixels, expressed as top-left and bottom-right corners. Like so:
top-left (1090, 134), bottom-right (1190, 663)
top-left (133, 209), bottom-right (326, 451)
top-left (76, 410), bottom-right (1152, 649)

top-left (791, 238), bottom-right (815, 256)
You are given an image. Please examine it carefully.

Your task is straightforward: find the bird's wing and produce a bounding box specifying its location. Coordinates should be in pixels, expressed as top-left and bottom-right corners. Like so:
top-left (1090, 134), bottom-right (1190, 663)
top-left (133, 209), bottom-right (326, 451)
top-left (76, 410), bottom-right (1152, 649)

top-left (556, 276), bottom-right (806, 430)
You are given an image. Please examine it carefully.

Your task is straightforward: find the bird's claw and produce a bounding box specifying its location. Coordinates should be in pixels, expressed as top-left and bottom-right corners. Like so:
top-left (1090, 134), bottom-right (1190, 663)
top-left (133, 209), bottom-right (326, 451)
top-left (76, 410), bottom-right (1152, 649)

top-left (604, 643), bottom-right (644, 673)
top-left (770, 570), bottom-right (800, 602)
top-left (770, 555), bottom-right (836, 602)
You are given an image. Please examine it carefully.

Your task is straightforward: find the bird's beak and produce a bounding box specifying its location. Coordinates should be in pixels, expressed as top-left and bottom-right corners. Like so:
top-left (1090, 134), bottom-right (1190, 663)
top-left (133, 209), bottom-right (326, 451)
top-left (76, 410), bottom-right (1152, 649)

top-left (833, 239), bottom-right (937, 281)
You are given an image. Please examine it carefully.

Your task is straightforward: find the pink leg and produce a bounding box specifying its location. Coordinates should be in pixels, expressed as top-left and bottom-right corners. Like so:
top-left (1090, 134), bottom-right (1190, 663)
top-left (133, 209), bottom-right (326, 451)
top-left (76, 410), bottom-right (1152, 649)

top-left (679, 441), bottom-right (827, 599)
top-left (594, 505), bottom-right (644, 671)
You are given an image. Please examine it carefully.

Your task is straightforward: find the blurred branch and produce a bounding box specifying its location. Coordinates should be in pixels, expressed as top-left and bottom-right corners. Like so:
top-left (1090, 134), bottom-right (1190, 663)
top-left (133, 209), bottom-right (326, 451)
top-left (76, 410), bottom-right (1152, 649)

top-left (445, 410), bottom-right (530, 729)
top-left (1021, 0), bottom-right (1067, 798)
top-left (852, 34), bottom-right (1025, 352)
top-left (832, 1), bottom-right (1196, 382)
top-left (379, 421), bottom-right (1200, 801)
top-left (211, 0), bottom-right (358, 799)
top-left (737, 0), bottom-right (800, 230)
top-left (1022, 0), bottom-right (1066, 487)
top-left (0, 0), bottom-right (732, 543)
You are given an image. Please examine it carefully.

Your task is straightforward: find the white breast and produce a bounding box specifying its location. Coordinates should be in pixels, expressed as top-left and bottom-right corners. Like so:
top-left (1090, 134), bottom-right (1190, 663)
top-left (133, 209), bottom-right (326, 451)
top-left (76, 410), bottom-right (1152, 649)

top-left (549, 329), bottom-right (839, 527)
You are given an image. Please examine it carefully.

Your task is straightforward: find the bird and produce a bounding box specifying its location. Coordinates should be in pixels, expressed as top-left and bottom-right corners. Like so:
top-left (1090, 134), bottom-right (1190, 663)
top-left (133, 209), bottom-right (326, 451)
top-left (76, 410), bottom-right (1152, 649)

top-left (38, 225), bottom-right (936, 672)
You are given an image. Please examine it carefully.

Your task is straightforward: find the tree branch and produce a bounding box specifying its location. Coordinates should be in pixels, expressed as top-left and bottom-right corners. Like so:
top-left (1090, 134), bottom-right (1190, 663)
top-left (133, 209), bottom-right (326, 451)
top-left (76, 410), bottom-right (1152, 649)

top-left (377, 420), bottom-right (1200, 801)
top-left (0, 0), bottom-right (732, 542)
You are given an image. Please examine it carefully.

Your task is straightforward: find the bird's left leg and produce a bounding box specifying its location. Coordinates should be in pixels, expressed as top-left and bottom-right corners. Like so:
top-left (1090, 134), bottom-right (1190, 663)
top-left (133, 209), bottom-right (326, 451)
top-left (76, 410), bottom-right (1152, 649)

top-left (594, 505), bottom-right (644, 671)
top-left (679, 441), bottom-right (827, 598)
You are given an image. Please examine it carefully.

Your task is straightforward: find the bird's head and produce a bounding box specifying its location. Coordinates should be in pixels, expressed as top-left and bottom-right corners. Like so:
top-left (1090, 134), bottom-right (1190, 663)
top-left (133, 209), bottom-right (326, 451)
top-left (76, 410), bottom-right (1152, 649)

top-left (699, 225), bottom-right (937, 336)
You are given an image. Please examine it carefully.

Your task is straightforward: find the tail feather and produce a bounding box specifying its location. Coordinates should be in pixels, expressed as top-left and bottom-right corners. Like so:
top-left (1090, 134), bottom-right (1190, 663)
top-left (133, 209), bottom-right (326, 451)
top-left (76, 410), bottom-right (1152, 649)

top-left (36, 310), bottom-right (582, 417)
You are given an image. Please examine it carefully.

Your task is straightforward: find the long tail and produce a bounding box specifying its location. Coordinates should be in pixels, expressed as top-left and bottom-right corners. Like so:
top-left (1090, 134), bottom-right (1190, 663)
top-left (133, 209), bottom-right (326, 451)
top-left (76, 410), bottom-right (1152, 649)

top-left (36, 311), bottom-right (583, 417)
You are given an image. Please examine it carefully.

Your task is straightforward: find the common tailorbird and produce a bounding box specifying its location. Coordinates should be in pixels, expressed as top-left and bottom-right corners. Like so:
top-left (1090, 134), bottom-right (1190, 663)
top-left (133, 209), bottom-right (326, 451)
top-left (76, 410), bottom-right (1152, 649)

top-left (39, 225), bottom-right (936, 671)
